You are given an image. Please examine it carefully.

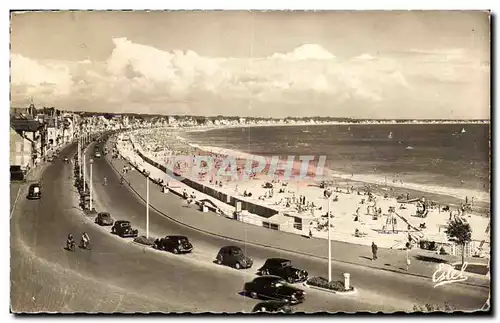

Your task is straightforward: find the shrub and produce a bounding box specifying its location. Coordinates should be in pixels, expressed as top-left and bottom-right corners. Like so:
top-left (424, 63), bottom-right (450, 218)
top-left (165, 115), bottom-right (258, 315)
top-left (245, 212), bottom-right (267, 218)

top-left (134, 235), bottom-right (156, 246)
top-left (306, 276), bottom-right (354, 292)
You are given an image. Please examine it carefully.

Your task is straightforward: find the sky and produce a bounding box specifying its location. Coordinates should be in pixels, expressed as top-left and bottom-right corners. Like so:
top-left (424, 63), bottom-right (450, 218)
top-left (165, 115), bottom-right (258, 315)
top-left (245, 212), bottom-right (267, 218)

top-left (10, 11), bottom-right (490, 119)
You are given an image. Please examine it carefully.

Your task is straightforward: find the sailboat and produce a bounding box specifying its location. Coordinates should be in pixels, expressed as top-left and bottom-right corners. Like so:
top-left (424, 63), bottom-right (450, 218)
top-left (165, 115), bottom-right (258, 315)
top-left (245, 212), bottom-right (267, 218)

top-left (348, 126), bottom-right (351, 131)
top-left (461, 128), bottom-right (466, 134)
top-left (388, 132), bottom-right (393, 139)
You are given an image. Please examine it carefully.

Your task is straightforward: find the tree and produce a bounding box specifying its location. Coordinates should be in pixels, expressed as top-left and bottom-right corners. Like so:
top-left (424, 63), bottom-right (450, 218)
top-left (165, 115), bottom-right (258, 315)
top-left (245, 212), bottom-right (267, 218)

top-left (445, 217), bottom-right (472, 266)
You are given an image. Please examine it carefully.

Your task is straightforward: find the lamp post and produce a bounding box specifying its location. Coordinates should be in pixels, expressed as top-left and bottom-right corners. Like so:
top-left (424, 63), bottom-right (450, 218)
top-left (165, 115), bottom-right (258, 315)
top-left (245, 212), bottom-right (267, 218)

top-left (83, 149), bottom-right (87, 193)
top-left (78, 134), bottom-right (82, 178)
top-left (146, 175), bottom-right (150, 239)
top-left (90, 158), bottom-right (94, 211)
top-left (328, 196), bottom-right (332, 282)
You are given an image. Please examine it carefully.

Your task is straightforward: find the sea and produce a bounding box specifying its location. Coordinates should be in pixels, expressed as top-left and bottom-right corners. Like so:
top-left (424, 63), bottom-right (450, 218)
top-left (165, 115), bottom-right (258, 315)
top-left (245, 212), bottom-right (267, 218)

top-left (181, 124), bottom-right (491, 204)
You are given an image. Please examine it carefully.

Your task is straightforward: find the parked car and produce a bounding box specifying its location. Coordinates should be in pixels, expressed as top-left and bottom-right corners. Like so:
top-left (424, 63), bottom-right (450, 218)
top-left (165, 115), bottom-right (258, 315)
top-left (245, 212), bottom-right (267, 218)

top-left (63, 156), bottom-right (69, 163)
top-left (111, 220), bottom-right (139, 238)
top-left (216, 246), bottom-right (253, 269)
top-left (258, 258), bottom-right (308, 283)
top-left (10, 165), bottom-right (25, 181)
top-left (95, 212), bottom-right (114, 226)
top-left (27, 183), bottom-right (41, 200)
top-left (251, 300), bottom-right (293, 313)
top-left (94, 151), bottom-right (102, 158)
top-left (154, 235), bottom-right (193, 254)
top-left (243, 276), bottom-right (306, 304)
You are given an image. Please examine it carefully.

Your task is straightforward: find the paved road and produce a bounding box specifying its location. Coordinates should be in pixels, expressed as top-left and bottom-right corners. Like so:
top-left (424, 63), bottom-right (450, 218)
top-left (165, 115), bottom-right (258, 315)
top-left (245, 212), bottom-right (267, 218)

top-left (11, 141), bottom-right (490, 313)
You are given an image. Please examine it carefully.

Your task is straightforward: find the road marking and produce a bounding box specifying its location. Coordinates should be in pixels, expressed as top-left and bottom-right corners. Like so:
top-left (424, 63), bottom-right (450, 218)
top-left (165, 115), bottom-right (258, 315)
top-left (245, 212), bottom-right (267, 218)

top-left (10, 185), bottom-right (23, 219)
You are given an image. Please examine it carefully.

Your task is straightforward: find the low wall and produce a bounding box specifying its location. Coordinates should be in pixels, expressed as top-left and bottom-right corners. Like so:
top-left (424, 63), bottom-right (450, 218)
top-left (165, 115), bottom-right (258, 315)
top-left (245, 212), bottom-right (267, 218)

top-left (131, 141), bottom-right (279, 219)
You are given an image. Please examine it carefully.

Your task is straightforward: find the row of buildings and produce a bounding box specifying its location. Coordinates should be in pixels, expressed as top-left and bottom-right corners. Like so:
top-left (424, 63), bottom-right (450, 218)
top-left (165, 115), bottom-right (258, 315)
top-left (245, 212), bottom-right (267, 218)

top-left (9, 105), bottom-right (134, 177)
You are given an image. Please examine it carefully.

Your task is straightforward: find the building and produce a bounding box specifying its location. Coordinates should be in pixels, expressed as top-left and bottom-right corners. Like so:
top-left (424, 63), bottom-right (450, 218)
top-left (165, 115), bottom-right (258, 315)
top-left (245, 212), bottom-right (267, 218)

top-left (10, 118), bottom-right (46, 167)
top-left (10, 128), bottom-right (32, 170)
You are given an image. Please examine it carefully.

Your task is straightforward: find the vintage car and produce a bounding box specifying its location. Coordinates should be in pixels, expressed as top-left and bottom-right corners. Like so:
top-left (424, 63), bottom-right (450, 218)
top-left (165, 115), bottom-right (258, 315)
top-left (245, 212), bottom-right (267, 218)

top-left (154, 235), bottom-right (193, 254)
top-left (95, 212), bottom-right (114, 226)
top-left (10, 165), bottom-right (25, 181)
top-left (63, 156), bottom-right (69, 163)
top-left (243, 276), bottom-right (306, 304)
top-left (111, 220), bottom-right (139, 238)
top-left (27, 183), bottom-right (41, 200)
top-left (251, 300), bottom-right (293, 313)
top-left (94, 151), bottom-right (102, 158)
top-left (216, 246), bottom-right (253, 269)
top-left (258, 258), bottom-right (308, 283)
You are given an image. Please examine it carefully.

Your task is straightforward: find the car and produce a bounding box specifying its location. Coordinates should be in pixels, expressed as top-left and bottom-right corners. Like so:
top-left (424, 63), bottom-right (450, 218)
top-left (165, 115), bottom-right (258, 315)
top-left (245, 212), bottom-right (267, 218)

top-left (111, 220), bottom-right (139, 238)
top-left (258, 258), bottom-right (308, 283)
top-left (243, 276), bottom-right (306, 304)
top-left (27, 183), bottom-right (41, 199)
top-left (94, 151), bottom-right (102, 158)
top-left (95, 212), bottom-right (114, 226)
top-left (10, 165), bottom-right (25, 181)
top-left (215, 246), bottom-right (253, 269)
top-left (154, 235), bottom-right (193, 254)
top-left (63, 156), bottom-right (69, 163)
top-left (251, 300), bottom-right (293, 313)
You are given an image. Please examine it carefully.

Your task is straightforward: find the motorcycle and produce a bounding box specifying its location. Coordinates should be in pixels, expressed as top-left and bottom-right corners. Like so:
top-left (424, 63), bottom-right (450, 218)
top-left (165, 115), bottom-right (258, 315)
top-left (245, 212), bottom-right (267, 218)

top-left (79, 238), bottom-right (91, 250)
top-left (66, 239), bottom-right (75, 251)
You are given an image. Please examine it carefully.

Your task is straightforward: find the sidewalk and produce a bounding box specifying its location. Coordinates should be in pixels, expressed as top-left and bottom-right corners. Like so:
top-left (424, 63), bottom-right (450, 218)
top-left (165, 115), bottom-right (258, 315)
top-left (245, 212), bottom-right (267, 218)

top-left (106, 138), bottom-right (490, 286)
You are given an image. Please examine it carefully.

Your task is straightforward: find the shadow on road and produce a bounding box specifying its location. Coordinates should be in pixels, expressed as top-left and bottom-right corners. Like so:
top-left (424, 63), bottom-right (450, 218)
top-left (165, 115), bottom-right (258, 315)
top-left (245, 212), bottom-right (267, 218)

top-left (414, 255), bottom-right (447, 264)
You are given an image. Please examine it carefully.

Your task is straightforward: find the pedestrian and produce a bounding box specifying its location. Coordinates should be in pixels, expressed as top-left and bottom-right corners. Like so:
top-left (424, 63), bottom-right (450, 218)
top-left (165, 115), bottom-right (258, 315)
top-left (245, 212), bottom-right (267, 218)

top-left (371, 241), bottom-right (378, 260)
top-left (406, 243), bottom-right (411, 271)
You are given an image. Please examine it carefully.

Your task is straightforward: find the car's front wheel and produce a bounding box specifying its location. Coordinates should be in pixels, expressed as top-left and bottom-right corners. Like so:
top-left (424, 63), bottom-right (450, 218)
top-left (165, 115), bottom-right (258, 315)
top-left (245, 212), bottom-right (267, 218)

top-left (234, 262), bottom-right (241, 270)
top-left (173, 248), bottom-right (179, 254)
top-left (287, 276), bottom-right (295, 283)
top-left (261, 269), bottom-right (269, 275)
top-left (250, 291), bottom-right (258, 299)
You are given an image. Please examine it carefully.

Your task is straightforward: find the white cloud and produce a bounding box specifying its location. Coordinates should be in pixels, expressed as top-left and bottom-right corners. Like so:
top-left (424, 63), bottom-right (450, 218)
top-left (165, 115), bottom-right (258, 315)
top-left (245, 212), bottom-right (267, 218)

top-left (10, 38), bottom-right (490, 119)
top-left (270, 44), bottom-right (336, 61)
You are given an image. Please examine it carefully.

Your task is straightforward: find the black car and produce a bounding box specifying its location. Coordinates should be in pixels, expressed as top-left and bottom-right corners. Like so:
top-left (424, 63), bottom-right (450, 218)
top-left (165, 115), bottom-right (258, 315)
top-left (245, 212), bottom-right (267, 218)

top-left (216, 246), bottom-right (253, 269)
top-left (10, 165), bottom-right (25, 181)
top-left (111, 220), bottom-right (139, 238)
top-left (243, 276), bottom-right (306, 304)
top-left (258, 258), bottom-right (308, 283)
top-left (27, 183), bottom-right (41, 200)
top-left (251, 300), bottom-right (293, 313)
top-left (154, 235), bottom-right (193, 254)
top-left (95, 212), bottom-right (114, 226)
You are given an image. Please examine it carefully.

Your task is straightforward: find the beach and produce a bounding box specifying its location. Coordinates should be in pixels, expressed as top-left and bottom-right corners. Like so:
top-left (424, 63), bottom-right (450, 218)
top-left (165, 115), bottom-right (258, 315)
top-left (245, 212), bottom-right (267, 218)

top-left (114, 124), bottom-right (490, 253)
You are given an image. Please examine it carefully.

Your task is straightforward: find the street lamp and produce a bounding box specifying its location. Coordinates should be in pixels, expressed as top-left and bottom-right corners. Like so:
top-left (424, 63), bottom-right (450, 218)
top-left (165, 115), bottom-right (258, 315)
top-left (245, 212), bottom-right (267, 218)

top-left (325, 190), bottom-right (332, 282)
top-left (146, 174), bottom-right (150, 239)
top-left (83, 149), bottom-right (87, 193)
top-left (90, 158), bottom-right (94, 211)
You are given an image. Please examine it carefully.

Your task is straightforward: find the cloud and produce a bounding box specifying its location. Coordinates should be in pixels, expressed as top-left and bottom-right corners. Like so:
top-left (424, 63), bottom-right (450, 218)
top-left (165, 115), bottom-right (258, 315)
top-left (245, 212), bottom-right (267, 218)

top-left (353, 53), bottom-right (377, 61)
top-left (270, 44), bottom-right (336, 61)
top-left (10, 38), bottom-right (489, 119)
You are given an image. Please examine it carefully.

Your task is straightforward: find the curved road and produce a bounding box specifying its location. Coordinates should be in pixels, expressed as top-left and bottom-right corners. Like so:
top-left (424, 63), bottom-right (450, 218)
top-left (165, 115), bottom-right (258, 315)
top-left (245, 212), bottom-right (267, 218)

top-left (11, 141), bottom-right (489, 313)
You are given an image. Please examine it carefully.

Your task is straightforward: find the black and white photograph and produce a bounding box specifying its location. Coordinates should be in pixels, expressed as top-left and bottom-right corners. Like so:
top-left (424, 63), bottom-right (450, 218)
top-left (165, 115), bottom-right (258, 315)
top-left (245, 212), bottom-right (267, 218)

top-left (8, 9), bottom-right (491, 314)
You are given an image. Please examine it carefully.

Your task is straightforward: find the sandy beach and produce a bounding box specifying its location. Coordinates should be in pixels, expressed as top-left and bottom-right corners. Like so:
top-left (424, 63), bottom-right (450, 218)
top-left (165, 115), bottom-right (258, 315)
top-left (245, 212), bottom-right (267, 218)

top-left (115, 127), bottom-right (490, 254)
